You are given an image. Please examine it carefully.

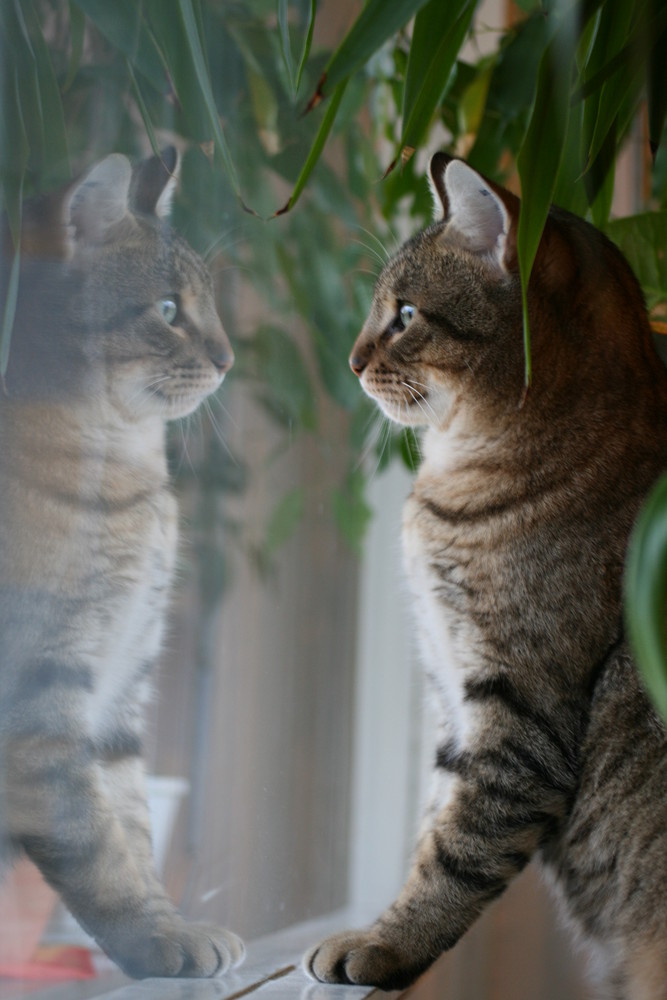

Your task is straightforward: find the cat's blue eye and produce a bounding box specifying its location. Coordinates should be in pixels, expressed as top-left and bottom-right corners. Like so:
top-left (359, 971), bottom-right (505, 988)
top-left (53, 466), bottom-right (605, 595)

top-left (157, 297), bottom-right (179, 325)
top-left (400, 303), bottom-right (416, 327)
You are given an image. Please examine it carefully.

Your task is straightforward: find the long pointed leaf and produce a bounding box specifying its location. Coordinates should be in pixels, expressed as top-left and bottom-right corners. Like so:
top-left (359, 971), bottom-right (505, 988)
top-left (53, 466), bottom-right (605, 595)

top-left (315, 0), bottom-right (432, 99)
top-left (63, 2), bottom-right (85, 92)
top-left (126, 57), bottom-right (160, 157)
top-left (398, 0), bottom-right (475, 158)
top-left (625, 473), bottom-right (667, 722)
top-left (175, 1), bottom-right (242, 201)
top-left (295, 0), bottom-right (316, 94)
top-left (72, 0), bottom-right (166, 92)
top-left (277, 0), bottom-right (296, 96)
top-left (275, 78), bottom-right (348, 215)
top-left (648, 0), bottom-right (667, 156)
top-left (22, 0), bottom-right (70, 186)
top-left (516, 7), bottom-right (575, 387)
top-left (1, 246), bottom-right (21, 378)
top-left (0, 69), bottom-right (26, 377)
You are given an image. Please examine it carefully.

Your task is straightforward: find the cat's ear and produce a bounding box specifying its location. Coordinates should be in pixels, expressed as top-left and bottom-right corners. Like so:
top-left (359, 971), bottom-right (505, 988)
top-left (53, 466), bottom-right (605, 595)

top-left (130, 147), bottom-right (180, 219)
top-left (429, 155), bottom-right (517, 271)
top-left (65, 154), bottom-right (132, 245)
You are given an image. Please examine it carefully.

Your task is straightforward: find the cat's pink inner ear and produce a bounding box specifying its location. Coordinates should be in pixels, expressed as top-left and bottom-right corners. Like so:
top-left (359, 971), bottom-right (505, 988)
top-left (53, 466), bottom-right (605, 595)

top-left (444, 161), bottom-right (508, 256)
top-left (65, 154), bottom-right (132, 245)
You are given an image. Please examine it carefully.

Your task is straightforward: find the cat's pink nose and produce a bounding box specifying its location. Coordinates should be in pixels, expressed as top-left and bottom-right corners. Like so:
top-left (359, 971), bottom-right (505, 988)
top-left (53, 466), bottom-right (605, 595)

top-left (209, 345), bottom-right (234, 374)
top-left (349, 354), bottom-right (366, 377)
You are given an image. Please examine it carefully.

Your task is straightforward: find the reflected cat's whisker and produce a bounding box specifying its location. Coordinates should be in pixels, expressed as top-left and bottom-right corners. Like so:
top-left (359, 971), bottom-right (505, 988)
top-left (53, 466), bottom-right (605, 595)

top-left (203, 222), bottom-right (252, 262)
top-left (175, 418), bottom-right (197, 477)
top-left (203, 399), bottom-right (238, 464)
top-left (208, 389), bottom-right (240, 430)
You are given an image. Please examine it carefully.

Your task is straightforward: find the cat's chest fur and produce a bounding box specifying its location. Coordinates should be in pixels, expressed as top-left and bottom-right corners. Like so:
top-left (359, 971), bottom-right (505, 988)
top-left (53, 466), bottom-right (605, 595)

top-left (402, 428), bottom-right (486, 749)
top-left (1, 403), bottom-right (178, 736)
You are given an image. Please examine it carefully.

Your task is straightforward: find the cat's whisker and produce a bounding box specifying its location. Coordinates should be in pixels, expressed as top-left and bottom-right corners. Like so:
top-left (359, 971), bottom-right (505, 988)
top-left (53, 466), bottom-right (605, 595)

top-left (350, 266), bottom-right (382, 280)
top-left (351, 238), bottom-right (387, 273)
top-left (354, 408), bottom-right (386, 472)
top-left (404, 380), bottom-right (439, 424)
top-left (175, 417), bottom-right (197, 477)
top-left (203, 222), bottom-right (252, 263)
top-left (208, 389), bottom-right (240, 430)
top-left (209, 262), bottom-right (255, 281)
top-left (401, 381), bottom-right (434, 425)
top-left (203, 399), bottom-right (238, 464)
top-left (349, 224), bottom-right (391, 265)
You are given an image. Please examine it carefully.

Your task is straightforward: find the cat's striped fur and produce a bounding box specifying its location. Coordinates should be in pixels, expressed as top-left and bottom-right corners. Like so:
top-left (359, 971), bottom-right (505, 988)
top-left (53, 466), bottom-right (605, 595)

top-left (0, 149), bottom-right (243, 977)
top-left (306, 155), bottom-right (667, 998)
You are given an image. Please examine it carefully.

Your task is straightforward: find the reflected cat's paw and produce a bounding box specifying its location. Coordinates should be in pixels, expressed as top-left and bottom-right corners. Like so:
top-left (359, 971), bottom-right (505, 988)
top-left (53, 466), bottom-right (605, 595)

top-left (303, 929), bottom-right (420, 990)
top-left (116, 919), bottom-right (245, 979)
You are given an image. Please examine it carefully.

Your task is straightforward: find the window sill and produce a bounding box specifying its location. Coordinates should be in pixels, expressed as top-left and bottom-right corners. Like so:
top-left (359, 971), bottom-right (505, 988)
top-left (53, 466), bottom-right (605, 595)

top-left (0, 910), bottom-right (401, 1000)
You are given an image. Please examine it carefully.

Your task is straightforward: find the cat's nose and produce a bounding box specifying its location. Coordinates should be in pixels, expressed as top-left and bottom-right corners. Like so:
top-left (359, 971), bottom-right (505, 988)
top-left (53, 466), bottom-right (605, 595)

top-left (207, 341), bottom-right (234, 374)
top-left (350, 353), bottom-right (366, 377)
top-left (349, 336), bottom-right (374, 376)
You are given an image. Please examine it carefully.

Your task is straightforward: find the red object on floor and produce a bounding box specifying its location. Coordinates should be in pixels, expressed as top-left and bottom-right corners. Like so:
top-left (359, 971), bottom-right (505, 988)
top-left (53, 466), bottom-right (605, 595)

top-left (0, 945), bottom-right (97, 980)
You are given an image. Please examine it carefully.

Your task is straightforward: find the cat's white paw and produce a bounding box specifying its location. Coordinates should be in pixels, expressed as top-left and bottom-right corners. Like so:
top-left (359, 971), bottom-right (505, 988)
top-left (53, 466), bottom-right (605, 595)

top-left (303, 929), bottom-right (421, 990)
top-left (116, 920), bottom-right (245, 979)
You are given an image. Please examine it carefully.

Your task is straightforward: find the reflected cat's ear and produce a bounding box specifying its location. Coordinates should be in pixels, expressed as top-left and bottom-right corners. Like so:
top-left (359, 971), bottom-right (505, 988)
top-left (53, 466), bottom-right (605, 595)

top-left (65, 154), bottom-right (132, 245)
top-left (130, 147), bottom-right (180, 219)
top-left (429, 155), bottom-right (517, 271)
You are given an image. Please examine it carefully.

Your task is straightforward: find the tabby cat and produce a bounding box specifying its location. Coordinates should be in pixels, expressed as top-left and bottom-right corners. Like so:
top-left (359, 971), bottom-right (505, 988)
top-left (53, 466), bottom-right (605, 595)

top-left (305, 154), bottom-right (667, 998)
top-left (0, 149), bottom-right (244, 978)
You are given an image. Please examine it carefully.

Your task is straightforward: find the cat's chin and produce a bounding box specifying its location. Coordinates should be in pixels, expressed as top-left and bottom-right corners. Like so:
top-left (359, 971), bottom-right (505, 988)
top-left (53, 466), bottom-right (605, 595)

top-left (372, 393), bottom-right (441, 429)
top-left (159, 391), bottom-right (220, 420)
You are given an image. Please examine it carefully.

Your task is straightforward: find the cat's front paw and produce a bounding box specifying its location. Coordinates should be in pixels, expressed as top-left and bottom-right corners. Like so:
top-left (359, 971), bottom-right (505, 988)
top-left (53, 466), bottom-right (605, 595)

top-left (117, 920), bottom-right (245, 979)
top-left (303, 929), bottom-right (422, 991)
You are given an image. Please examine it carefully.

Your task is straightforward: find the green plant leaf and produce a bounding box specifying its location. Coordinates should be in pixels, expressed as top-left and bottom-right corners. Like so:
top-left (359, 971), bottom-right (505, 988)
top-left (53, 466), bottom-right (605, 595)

top-left (604, 212), bottom-right (667, 314)
top-left (399, 428), bottom-right (421, 471)
top-left (277, 0), bottom-right (295, 95)
top-left (125, 57), bottom-right (160, 157)
top-left (625, 473), bottom-right (667, 723)
top-left (516, 6), bottom-right (575, 386)
top-left (141, 0), bottom-right (245, 203)
top-left (72, 0), bottom-right (166, 92)
top-left (397, 0), bottom-right (475, 161)
top-left (63, 2), bottom-right (86, 92)
top-left (275, 77), bottom-right (348, 214)
top-left (1, 245), bottom-right (21, 378)
top-left (648, 1), bottom-right (667, 157)
top-left (176, 0), bottom-right (242, 199)
top-left (0, 55), bottom-right (28, 375)
top-left (295, 0), bottom-right (316, 94)
top-left (315, 0), bottom-right (433, 99)
top-left (22, 0), bottom-right (70, 186)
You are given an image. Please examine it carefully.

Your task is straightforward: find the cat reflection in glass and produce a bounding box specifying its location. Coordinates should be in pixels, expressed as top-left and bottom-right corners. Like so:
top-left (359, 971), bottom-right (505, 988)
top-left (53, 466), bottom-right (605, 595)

top-left (0, 149), bottom-right (244, 978)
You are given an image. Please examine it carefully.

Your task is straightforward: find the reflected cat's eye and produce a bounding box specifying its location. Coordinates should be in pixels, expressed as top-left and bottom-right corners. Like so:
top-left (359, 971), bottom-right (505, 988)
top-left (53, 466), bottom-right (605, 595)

top-left (158, 297), bottom-right (179, 325)
top-left (399, 303), bottom-right (415, 327)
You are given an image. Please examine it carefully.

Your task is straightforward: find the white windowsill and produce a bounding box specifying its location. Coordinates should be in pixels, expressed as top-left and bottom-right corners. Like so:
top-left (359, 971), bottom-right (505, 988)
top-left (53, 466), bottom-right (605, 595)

top-left (0, 910), bottom-right (402, 1000)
